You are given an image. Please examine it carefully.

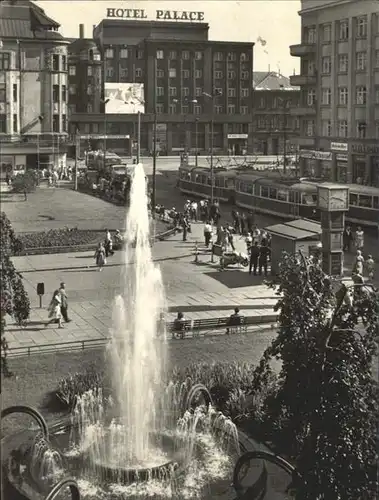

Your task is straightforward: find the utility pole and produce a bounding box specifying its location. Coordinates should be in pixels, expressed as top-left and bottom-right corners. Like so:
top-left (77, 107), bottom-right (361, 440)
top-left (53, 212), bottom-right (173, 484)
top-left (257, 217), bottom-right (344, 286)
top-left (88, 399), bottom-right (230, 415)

top-left (137, 110), bottom-right (141, 163)
top-left (152, 59), bottom-right (157, 219)
top-left (74, 130), bottom-right (79, 191)
top-left (195, 117), bottom-right (199, 167)
top-left (203, 90), bottom-right (222, 204)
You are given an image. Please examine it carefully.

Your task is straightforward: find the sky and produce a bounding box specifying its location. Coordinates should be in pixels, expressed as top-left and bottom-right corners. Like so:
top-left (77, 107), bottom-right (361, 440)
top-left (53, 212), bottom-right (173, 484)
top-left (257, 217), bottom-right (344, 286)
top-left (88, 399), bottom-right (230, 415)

top-left (36, 0), bottom-right (301, 76)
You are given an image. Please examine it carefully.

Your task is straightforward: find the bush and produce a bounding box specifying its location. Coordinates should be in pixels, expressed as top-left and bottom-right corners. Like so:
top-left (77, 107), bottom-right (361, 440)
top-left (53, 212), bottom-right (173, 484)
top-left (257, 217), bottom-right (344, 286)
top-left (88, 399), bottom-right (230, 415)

top-left (19, 228), bottom-right (105, 250)
top-left (55, 365), bottom-right (105, 409)
top-left (12, 170), bottom-right (38, 195)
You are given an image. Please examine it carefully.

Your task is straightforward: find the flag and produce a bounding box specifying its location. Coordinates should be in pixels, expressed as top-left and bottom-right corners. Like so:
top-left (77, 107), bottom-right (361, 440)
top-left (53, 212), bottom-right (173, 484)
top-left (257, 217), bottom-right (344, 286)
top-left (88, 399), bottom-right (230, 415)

top-left (256, 36), bottom-right (267, 46)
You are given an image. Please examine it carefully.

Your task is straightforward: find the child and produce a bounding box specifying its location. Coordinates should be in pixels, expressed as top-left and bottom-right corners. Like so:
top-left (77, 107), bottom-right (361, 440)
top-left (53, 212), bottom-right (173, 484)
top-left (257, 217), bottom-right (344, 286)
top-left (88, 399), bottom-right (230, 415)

top-left (366, 255), bottom-right (375, 280)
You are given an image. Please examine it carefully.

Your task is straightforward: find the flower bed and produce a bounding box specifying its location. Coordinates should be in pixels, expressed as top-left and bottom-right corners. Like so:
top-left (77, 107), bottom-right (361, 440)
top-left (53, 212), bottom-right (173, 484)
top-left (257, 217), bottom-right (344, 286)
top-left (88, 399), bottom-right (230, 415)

top-left (18, 228), bottom-right (106, 250)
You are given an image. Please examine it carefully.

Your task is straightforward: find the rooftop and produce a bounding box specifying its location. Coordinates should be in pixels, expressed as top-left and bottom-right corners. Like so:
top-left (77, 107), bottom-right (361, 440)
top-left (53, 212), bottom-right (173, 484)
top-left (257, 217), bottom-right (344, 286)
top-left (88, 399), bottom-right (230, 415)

top-left (266, 218), bottom-right (321, 241)
top-left (253, 71), bottom-right (299, 91)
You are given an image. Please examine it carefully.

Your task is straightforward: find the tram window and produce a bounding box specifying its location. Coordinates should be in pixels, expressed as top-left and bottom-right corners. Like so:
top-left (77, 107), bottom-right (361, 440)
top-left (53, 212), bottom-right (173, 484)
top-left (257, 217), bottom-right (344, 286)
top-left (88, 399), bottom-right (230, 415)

top-left (289, 191), bottom-right (297, 203)
top-left (277, 190), bottom-right (288, 201)
top-left (349, 194), bottom-right (358, 206)
top-left (194, 174), bottom-right (200, 182)
top-left (260, 186), bottom-right (269, 197)
top-left (302, 194), bottom-right (316, 205)
top-left (247, 184), bottom-right (253, 195)
top-left (358, 195), bottom-right (372, 208)
top-left (206, 176), bottom-right (211, 185)
top-left (215, 178), bottom-right (223, 187)
top-left (269, 188), bottom-right (277, 199)
top-left (373, 197), bottom-right (379, 209)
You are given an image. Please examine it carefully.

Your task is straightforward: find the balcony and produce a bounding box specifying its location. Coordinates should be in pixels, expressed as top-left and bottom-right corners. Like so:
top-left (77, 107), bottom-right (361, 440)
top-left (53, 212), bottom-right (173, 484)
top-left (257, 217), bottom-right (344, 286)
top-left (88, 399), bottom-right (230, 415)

top-left (290, 106), bottom-right (316, 116)
top-left (290, 74), bottom-right (316, 86)
top-left (290, 43), bottom-right (316, 57)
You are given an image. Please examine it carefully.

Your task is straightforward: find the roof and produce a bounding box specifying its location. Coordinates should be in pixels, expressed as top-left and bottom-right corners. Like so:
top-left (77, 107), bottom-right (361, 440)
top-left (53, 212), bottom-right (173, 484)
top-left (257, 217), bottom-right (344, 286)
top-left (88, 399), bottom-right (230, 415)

top-left (303, 180), bottom-right (379, 196)
top-left (253, 71), bottom-right (299, 91)
top-left (265, 218), bottom-right (321, 241)
top-left (0, 0), bottom-right (64, 41)
top-left (69, 38), bottom-right (97, 53)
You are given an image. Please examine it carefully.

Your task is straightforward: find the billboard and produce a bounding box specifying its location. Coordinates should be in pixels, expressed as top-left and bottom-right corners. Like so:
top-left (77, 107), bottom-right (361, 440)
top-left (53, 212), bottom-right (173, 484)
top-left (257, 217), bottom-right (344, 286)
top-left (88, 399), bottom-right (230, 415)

top-left (21, 72), bottom-right (42, 133)
top-left (105, 83), bottom-right (144, 114)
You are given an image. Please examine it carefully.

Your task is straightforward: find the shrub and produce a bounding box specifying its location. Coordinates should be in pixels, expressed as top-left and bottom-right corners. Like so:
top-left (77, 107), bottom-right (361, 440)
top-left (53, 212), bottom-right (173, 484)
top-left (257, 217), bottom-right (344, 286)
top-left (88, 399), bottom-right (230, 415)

top-left (55, 365), bottom-right (105, 409)
top-left (12, 170), bottom-right (38, 198)
top-left (19, 228), bottom-right (105, 250)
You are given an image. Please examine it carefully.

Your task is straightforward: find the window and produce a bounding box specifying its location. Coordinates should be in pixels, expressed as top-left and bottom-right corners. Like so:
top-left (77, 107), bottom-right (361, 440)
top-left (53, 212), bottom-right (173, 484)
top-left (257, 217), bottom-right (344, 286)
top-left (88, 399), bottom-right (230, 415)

top-left (0, 53), bottom-right (10, 70)
top-left (169, 68), bottom-right (177, 78)
top-left (68, 104), bottom-right (76, 114)
top-left (69, 84), bottom-right (76, 95)
top-left (120, 48), bottom-right (128, 58)
top-left (105, 48), bottom-right (114, 58)
top-left (87, 66), bottom-right (93, 76)
top-left (156, 104), bottom-right (164, 114)
top-left (61, 85), bottom-right (66, 102)
top-left (169, 87), bottom-right (177, 97)
top-left (321, 88), bottom-right (331, 105)
top-left (91, 123), bottom-right (99, 133)
top-left (228, 88), bottom-right (236, 97)
top-left (307, 60), bottom-right (315, 75)
top-left (376, 121), bottom-right (379, 139)
top-left (52, 115), bottom-right (60, 132)
top-left (120, 68), bottom-right (128, 79)
top-left (240, 53), bottom-right (248, 61)
top-left (157, 69), bottom-right (164, 78)
top-left (356, 16), bottom-right (367, 38)
top-left (195, 51), bottom-right (203, 60)
top-left (228, 71), bottom-right (236, 79)
top-left (195, 69), bottom-right (202, 79)
top-left (87, 86), bottom-right (93, 95)
top-left (356, 86), bottom-right (367, 105)
top-left (305, 26), bottom-right (316, 43)
top-left (338, 120), bottom-right (348, 137)
top-left (52, 54), bottom-right (59, 71)
top-left (195, 87), bottom-right (202, 97)
top-left (156, 87), bottom-right (164, 97)
top-left (169, 51), bottom-right (177, 60)
top-left (338, 54), bottom-right (348, 73)
top-left (227, 52), bottom-right (237, 61)
top-left (194, 105), bottom-right (201, 115)
top-left (241, 88), bottom-right (249, 98)
top-left (339, 20), bottom-right (349, 40)
top-left (258, 97), bottom-right (265, 109)
top-left (375, 86), bottom-right (379, 104)
top-left (241, 71), bottom-right (249, 80)
top-left (214, 71), bottom-right (223, 79)
top-left (214, 52), bottom-right (223, 61)
top-left (215, 87), bottom-right (223, 95)
top-left (322, 119), bottom-right (332, 136)
top-left (137, 49), bottom-right (144, 59)
top-left (62, 56), bottom-right (67, 71)
top-left (182, 87), bottom-right (189, 97)
top-left (13, 114), bottom-right (17, 133)
top-left (215, 105), bottom-right (223, 114)
top-left (356, 121), bottom-right (366, 138)
top-left (305, 120), bottom-right (315, 136)
top-left (338, 87), bottom-right (348, 105)
top-left (307, 89), bottom-right (316, 106)
top-left (321, 56), bottom-right (331, 74)
top-left (88, 50), bottom-right (94, 61)
top-left (169, 104), bottom-right (176, 114)
top-left (13, 84), bottom-right (17, 102)
top-left (52, 84), bottom-right (59, 102)
top-left (182, 69), bottom-right (190, 79)
top-left (322, 24), bottom-right (331, 42)
top-left (69, 65), bottom-right (76, 76)
top-left (156, 50), bottom-right (164, 59)
top-left (356, 51), bottom-right (367, 71)
top-left (240, 105), bottom-right (248, 115)
top-left (135, 68), bottom-right (142, 77)
top-left (182, 51), bottom-right (190, 60)
top-left (0, 114), bottom-right (6, 133)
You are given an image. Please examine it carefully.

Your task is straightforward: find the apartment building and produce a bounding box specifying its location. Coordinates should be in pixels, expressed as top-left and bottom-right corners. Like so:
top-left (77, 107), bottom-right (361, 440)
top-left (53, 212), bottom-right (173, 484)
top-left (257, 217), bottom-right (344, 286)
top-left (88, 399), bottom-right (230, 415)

top-left (290, 0), bottom-right (379, 186)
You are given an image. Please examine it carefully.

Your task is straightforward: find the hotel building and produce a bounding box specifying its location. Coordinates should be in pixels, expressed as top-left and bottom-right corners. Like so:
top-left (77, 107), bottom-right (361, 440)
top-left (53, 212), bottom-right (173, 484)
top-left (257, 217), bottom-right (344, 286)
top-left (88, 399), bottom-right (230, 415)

top-left (290, 0), bottom-right (379, 187)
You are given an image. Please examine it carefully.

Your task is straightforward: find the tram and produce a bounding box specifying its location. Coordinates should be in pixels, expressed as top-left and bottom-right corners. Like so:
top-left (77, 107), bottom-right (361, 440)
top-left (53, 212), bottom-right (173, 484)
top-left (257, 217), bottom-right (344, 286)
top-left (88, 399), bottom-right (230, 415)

top-left (178, 166), bottom-right (379, 228)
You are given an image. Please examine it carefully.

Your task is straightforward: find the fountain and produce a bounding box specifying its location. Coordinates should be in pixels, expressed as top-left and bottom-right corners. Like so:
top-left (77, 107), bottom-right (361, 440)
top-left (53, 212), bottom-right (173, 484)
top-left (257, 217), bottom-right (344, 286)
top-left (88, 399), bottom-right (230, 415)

top-left (1, 164), bottom-right (297, 500)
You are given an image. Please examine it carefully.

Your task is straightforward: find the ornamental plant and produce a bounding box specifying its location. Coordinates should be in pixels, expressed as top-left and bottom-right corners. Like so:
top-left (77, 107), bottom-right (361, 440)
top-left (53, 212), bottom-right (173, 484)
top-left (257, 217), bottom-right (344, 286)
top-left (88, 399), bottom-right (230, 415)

top-left (0, 212), bottom-right (30, 376)
top-left (251, 251), bottom-right (379, 499)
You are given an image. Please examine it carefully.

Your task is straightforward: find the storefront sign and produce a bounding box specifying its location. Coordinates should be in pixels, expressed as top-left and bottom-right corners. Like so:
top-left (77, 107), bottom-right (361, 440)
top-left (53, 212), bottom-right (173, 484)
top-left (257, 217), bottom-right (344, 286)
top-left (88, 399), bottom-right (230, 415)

top-left (227, 134), bottom-right (248, 139)
top-left (299, 150), bottom-right (332, 161)
top-left (106, 8), bottom-right (205, 21)
top-left (336, 154), bottom-right (348, 162)
top-left (351, 143), bottom-right (379, 155)
top-left (331, 142), bottom-right (348, 152)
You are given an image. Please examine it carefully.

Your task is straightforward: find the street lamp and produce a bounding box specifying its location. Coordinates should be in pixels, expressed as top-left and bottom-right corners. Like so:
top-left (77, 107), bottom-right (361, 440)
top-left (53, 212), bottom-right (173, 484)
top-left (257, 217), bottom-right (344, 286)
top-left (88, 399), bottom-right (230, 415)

top-left (172, 97), bottom-right (198, 156)
top-left (202, 90), bottom-right (222, 204)
top-left (100, 98), bottom-right (110, 171)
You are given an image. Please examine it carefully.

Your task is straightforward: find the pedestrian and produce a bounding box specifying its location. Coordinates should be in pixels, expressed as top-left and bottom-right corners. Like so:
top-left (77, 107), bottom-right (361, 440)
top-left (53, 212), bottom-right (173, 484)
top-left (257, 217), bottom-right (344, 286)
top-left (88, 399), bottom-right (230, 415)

top-left (355, 226), bottom-right (364, 250)
top-left (247, 211), bottom-right (254, 234)
top-left (190, 200), bottom-right (198, 221)
top-left (366, 255), bottom-right (375, 280)
top-left (45, 290), bottom-right (63, 328)
top-left (245, 232), bottom-right (253, 255)
top-left (343, 226), bottom-right (353, 252)
top-left (252, 225), bottom-right (261, 244)
top-left (104, 229), bottom-right (113, 257)
top-left (204, 221), bottom-right (213, 247)
top-left (59, 282), bottom-right (71, 323)
top-left (232, 210), bottom-right (240, 234)
top-left (94, 242), bottom-right (106, 271)
top-left (249, 241), bottom-right (260, 275)
top-left (240, 213), bottom-right (246, 235)
top-left (258, 239), bottom-right (271, 277)
top-left (181, 214), bottom-right (189, 242)
top-left (353, 250), bottom-right (364, 275)
top-left (227, 227), bottom-right (235, 251)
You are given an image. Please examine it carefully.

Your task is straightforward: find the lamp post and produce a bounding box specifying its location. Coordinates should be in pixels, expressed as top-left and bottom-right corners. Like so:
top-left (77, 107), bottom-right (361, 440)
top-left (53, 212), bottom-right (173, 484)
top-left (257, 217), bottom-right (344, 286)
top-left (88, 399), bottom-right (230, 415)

top-left (100, 98), bottom-right (110, 171)
top-left (172, 97), bottom-right (198, 157)
top-left (195, 117), bottom-right (199, 167)
top-left (202, 90), bottom-right (222, 204)
top-left (151, 59), bottom-right (158, 220)
top-left (279, 86), bottom-right (287, 175)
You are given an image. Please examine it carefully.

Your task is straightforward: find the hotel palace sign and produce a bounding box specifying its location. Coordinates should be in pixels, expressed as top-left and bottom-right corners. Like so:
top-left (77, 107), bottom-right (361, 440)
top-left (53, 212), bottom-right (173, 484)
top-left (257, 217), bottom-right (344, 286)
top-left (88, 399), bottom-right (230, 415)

top-left (106, 8), bottom-right (205, 22)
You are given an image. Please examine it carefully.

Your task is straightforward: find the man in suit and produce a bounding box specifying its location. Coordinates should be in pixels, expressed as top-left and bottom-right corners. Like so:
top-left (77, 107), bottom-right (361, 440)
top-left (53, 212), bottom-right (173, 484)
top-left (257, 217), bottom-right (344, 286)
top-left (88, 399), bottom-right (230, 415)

top-left (249, 241), bottom-right (260, 275)
top-left (258, 240), bottom-right (271, 277)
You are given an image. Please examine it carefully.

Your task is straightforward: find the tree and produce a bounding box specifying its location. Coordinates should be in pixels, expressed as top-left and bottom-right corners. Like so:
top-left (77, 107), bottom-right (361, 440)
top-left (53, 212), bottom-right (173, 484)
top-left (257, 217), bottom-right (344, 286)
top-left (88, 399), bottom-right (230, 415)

top-left (0, 212), bottom-right (30, 376)
top-left (11, 170), bottom-right (38, 200)
top-left (252, 251), bottom-right (379, 499)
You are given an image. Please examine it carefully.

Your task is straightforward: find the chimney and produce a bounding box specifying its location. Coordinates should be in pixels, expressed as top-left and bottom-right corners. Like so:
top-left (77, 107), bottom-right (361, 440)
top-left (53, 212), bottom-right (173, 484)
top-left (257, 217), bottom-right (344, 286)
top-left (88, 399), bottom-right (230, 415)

top-left (79, 24), bottom-right (84, 39)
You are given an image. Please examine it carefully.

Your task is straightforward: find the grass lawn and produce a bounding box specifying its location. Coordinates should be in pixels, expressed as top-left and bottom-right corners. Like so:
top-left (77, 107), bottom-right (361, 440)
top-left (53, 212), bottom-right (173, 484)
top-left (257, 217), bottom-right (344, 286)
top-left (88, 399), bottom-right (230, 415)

top-left (1, 329), bottom-right (277, 436)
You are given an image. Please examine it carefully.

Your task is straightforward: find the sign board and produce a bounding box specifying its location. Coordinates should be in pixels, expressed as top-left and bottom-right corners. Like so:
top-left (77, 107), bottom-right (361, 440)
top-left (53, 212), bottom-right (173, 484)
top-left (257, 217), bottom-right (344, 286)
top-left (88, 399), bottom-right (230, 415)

top-left (336, 154), bottom-right (348, 162)
top-left (105, 83), bottom-right (144, 114)
top-left (79, 135), bottom-right (130, 139)
top-left (299, 150), bottom-right (332, 161)
top-left (351, 143), bottom-right (379, 155)
top-left (331, 142), bottom-right (348, 152)
top-left (227, 134), bottom-right (248, 139)
top-left (106, 8), bottom-right (205, 22)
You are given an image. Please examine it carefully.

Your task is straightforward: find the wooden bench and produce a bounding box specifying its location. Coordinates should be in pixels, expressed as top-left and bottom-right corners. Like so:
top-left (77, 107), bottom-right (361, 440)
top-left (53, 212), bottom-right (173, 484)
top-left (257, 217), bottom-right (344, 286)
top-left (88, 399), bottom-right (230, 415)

top-left (165, 316), bottom-right (257, 339)
top-left (166, 320), bottom-right (192, 339)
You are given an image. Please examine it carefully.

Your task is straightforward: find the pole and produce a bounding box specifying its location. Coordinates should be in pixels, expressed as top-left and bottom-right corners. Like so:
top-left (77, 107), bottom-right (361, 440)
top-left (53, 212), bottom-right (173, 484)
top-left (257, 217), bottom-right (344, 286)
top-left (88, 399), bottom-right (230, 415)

top-left (152, 59), bottom-right (157, 219)
top-left (195, 118), bottom-right (198, 167)
top-left (74, 131), bottom-right (79, 191)
top-left (137, 110), bottom-right (141, 163)
top-left (210, 114), bottom-right (214, 204)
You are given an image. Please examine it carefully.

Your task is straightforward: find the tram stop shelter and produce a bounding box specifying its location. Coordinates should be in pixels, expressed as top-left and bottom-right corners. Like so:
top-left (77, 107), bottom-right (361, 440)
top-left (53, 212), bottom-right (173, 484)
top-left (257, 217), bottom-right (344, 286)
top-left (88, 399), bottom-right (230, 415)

top-left (265, 218), bottom-right (322, 275)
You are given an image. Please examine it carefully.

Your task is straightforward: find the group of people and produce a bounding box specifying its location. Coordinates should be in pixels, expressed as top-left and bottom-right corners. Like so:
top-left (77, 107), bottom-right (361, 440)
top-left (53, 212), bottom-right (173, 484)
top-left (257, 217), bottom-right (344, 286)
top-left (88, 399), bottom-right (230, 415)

top-left (46, 282), bottom-right (70, 329)
top-left (344, 225), bottom-right (375, 281)
top-left (93, 229), bottom-right (124, 271)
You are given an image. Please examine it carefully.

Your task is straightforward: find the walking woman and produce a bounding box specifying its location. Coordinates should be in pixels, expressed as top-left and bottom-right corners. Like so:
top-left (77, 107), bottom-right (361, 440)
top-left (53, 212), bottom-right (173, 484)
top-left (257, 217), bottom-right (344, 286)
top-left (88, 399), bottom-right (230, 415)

top-left (46, 290), bottom-right (63, 328)
top-left (94, 242), bottom-right (106, 271)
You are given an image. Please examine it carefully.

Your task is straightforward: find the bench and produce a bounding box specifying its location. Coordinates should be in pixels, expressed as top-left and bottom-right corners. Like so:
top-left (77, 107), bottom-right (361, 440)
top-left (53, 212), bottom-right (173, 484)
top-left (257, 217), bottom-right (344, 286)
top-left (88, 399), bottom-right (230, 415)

top-left (166, 320), bottom-right (192, 339)
top-left (165, 316), bottom-right (256, 339)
